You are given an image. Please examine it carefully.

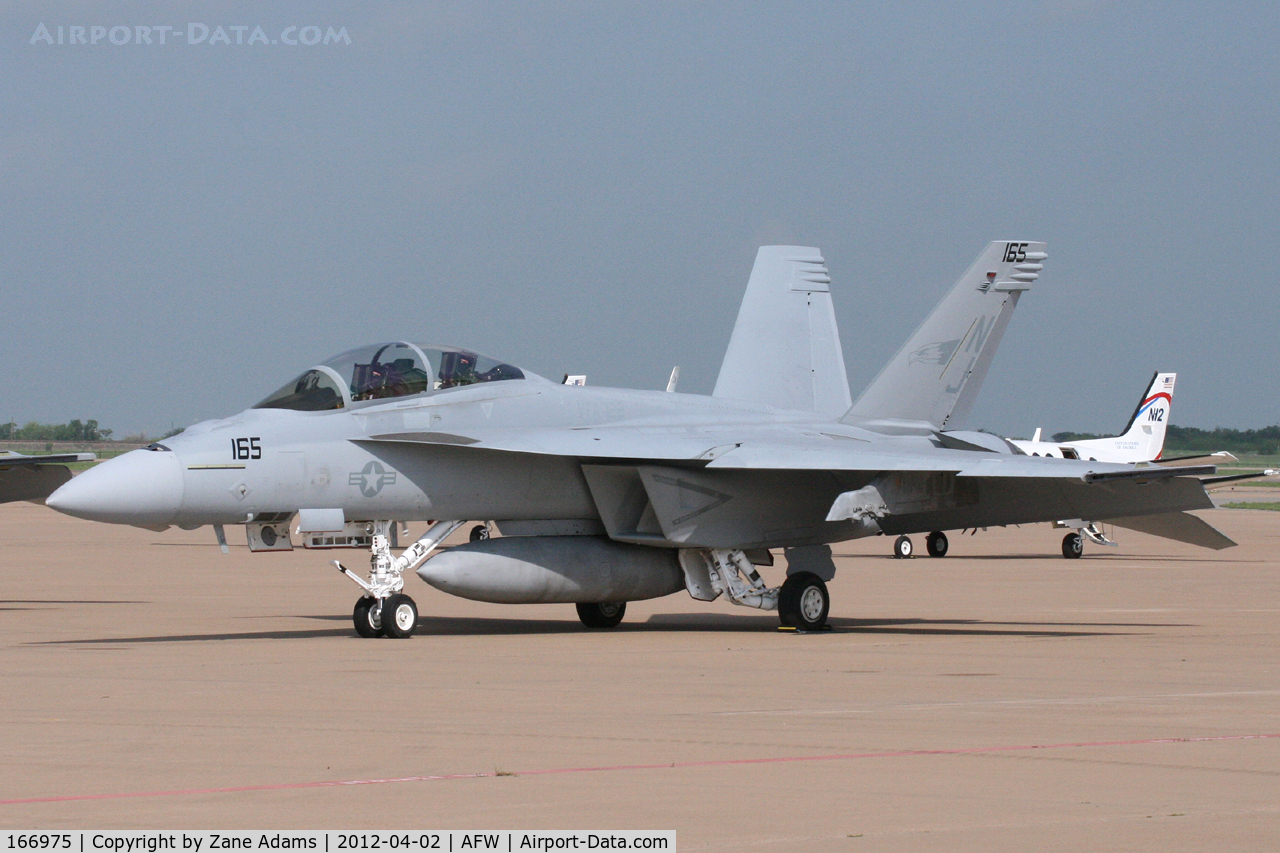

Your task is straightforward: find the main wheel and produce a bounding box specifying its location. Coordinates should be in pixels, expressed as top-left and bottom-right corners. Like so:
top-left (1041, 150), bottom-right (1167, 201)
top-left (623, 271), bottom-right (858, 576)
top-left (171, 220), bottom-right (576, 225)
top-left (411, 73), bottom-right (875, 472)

top-left (926, 530), bottom-right (949, 558)
top-left (1062, 532), bottom-right (1083, 559)
top-left (352, 597), bottom-right (384, 638)
top-left (382, 593), bottom-right (419, 638)
top-left (470, 524), bottom-right (490, 542)
top-left (778, 572), bottom-right (830, 630)
top-left (893, 535), bottom-right (914, 559)
top-left (576, 601), bottom-right (626, 628)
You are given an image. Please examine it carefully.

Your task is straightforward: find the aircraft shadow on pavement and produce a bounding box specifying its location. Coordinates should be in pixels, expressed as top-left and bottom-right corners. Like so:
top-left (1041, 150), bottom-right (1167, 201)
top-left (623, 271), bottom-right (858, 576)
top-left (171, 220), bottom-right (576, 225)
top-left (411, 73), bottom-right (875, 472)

top-left (1, 600), bottom-right (148, 604)
top-left (845, 553), bottom-right (1252, 564)
top-left (31, 611), bottom-right (1183, 645)
top-left (642, 613), bottom-right (1155, 636)
top-left (2, 599), bottom-right (147, 612)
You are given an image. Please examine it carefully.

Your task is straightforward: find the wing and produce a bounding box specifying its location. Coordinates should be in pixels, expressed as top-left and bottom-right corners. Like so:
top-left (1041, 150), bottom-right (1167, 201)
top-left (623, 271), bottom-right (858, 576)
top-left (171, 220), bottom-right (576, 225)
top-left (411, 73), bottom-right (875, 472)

top-left (359, 427), bottom-right (1220, 551)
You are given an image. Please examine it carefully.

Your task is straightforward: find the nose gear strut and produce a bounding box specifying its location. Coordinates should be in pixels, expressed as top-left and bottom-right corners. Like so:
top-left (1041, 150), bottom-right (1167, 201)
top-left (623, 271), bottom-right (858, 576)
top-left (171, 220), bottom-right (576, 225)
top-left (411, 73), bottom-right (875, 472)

top-left (333, 519), bottom-right (464, 638)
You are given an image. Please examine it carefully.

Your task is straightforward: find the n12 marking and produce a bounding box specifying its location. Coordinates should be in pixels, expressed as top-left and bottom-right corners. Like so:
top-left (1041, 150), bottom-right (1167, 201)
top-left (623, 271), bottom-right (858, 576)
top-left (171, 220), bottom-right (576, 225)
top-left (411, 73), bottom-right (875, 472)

top-left (1147, 407), bottom-right (1165, 422)
top-left (1003, 242), bottom-right (1029, 262)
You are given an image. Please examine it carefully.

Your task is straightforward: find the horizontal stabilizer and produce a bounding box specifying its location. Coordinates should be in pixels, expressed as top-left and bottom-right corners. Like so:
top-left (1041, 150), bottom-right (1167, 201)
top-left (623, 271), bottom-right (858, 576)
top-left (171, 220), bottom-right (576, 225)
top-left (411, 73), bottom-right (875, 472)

top-left (1103, 511), bottom-right (1236, 550)
top-left (714, 246), bottom-right (852, 419)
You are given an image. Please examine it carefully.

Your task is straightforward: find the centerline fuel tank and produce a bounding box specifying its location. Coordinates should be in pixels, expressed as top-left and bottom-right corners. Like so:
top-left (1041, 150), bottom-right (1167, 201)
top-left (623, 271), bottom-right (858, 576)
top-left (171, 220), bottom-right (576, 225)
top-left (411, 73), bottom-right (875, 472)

top-left (416, 536), bottom-right (685, 604)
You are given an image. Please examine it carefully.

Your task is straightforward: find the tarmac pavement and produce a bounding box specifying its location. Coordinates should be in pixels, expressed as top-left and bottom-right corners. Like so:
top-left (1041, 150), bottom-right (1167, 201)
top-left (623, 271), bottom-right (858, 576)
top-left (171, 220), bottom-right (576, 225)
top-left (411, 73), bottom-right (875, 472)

top-left (2, 504), bottom-right (1278, 850)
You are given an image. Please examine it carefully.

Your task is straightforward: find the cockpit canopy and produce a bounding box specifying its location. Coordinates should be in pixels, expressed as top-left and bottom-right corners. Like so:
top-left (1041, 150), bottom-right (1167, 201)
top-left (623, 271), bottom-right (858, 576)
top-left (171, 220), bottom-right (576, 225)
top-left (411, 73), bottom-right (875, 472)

top-left (254, 342), bottom-right (527, 412)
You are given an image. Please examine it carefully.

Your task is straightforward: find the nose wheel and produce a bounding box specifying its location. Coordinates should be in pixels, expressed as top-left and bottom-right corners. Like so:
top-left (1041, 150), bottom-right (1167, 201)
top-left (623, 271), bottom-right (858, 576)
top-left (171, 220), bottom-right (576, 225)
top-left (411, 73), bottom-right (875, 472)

top-left (351, 594), bottom-right (419, 638)
top-left (382, 593), bottom-right (419, 638)
top-left (352, 597), bottom-right (384, 638)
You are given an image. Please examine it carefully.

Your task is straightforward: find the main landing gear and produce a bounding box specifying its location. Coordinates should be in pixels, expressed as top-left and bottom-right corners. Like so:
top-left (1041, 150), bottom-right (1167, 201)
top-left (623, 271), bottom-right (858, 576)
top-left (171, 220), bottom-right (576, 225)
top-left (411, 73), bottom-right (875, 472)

top-left (1055, 521), bottom-right (1116, 559)
top-left (778, 572), bottom-right (830, 631)
top-left (334, 519), bottom-right (464, 639)
top-left (926, 530), bottom-right (948, 557)
top-left (892, 531), bottom-right (949, 558)
top-left (577, 601), bottom-right (626, 628)
top-left (680, 549), bottom-right (832, 631)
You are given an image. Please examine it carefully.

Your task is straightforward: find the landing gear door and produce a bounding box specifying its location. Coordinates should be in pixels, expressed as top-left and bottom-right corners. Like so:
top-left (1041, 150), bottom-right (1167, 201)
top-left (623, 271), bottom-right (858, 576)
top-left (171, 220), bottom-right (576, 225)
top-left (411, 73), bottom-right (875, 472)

top-left (247, 518), bottom-right (294, 552)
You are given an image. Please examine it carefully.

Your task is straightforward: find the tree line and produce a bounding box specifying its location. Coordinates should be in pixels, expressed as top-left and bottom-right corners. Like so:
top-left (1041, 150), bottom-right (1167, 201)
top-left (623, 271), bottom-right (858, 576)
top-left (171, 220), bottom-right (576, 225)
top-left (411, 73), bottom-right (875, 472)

top-left (0, 420), bottom-right (112, 441)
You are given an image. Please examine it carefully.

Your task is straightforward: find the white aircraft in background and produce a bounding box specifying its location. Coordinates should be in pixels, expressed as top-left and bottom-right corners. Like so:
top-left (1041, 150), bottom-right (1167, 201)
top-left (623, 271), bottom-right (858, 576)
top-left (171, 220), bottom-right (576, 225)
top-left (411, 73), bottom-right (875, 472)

top-left (1014, 371), bottom-right (1189, 556)
top-left (900, 372), bottom-right (1240, 560)
top-left (1011, 372), bottom-right (1177, 463)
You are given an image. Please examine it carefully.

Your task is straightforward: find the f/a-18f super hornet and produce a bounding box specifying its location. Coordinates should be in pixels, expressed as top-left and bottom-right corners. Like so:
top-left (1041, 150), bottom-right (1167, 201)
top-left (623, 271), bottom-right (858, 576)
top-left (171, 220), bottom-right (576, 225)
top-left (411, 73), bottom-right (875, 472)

top-left (46, 241), bottom-right (1234, 637)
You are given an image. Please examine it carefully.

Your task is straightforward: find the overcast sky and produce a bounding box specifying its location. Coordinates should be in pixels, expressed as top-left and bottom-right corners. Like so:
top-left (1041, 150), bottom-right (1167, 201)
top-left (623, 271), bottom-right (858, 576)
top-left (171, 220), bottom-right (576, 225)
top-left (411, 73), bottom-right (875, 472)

top-left (3, 1), bottom-right (1277, 438)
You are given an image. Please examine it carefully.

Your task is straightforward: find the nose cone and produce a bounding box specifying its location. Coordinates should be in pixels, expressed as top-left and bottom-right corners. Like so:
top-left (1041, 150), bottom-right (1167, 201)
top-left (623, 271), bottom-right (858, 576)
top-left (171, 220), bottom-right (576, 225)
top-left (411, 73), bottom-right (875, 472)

top-left (46, 449), bottom-right (184, 527)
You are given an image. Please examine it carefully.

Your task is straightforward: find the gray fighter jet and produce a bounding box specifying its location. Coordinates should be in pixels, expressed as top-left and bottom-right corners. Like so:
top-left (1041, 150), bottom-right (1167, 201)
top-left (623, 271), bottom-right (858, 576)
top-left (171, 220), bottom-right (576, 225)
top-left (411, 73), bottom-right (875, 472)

top-left (46, 241), bottom-right (1230, 637)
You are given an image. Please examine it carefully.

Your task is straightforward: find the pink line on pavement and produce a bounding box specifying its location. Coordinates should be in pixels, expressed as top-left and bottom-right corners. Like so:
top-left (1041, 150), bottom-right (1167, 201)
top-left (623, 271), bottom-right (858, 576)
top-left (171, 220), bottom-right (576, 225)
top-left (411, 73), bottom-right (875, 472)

top-left (3, 733), bottom-right (1277, 806)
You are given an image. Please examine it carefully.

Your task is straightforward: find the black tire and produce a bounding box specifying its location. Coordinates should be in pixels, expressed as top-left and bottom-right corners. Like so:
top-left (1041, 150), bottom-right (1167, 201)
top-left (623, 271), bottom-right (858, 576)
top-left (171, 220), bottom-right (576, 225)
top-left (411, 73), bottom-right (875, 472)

top-left (382, 593), bottom-right (418, 638)
top-left (893, 535), bottom-right (914, 559)
top-left (1062, 532), bottom-right (1083, 559)
top-left (353, 597), bottom-right (384, 638)
top-left (926, 531), bottom-right (949, 558)
top-left (469, 524), bottom-right (490, 542)
top-left (576, 601), bottom-right (626, 629)
top-left (778, 571), bottom-right (830, 630)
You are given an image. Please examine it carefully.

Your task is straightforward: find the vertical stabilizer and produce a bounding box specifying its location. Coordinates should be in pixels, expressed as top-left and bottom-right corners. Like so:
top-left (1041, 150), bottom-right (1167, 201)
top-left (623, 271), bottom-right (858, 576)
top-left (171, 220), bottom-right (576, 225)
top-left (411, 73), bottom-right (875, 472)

top-left (713, 246), bottom-right (852, 419)
top-left (1073, 372), bottom-right (1176, 461)
top-left (844, 241), bottom-right (1046, 430)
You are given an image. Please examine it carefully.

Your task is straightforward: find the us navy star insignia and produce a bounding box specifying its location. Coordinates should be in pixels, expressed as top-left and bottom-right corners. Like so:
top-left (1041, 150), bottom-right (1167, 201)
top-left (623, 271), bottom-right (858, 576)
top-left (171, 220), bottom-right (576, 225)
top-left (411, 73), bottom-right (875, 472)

top-left (348, 461), bottom-right (397, 497)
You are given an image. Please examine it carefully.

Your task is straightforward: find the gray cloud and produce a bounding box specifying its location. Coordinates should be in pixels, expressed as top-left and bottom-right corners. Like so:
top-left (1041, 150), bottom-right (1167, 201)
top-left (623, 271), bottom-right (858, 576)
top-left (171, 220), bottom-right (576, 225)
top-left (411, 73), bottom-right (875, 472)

top-left (2, 1), bottom-right (1277, 436)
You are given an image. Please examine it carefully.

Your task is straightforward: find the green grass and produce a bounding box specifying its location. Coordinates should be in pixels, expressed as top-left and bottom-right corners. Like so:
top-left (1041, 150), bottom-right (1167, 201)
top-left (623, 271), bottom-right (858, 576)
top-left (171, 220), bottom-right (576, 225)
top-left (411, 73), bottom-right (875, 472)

top-left (1221, 501), bottom-right (1280, 511)
top-left (1187, 453), bottom-right (1280, 470)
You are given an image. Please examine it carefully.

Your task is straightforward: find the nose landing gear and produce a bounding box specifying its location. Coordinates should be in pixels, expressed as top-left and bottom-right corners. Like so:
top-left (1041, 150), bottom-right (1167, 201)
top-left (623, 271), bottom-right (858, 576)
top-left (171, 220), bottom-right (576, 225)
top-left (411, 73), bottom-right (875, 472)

top-left (382, 593), bottom-right (419, 638)
top-left (333, 519), bottom-right (463, 639)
